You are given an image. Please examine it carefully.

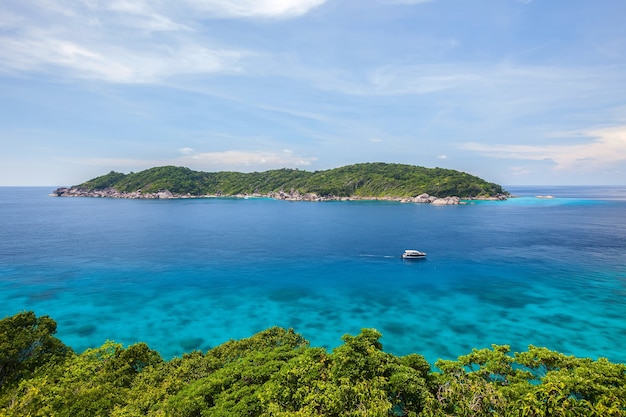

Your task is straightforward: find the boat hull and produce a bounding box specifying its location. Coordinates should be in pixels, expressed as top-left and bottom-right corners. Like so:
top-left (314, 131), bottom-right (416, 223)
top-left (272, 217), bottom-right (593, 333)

top-left (402, 254), bottom-right (426, 259)
top-left (401, 250), bottom-right (426, 259)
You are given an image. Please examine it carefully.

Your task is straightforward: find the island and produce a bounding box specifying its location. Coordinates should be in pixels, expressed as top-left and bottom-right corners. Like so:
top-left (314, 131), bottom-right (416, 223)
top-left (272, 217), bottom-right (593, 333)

top-left (52, 163), bottom-right (509, 204)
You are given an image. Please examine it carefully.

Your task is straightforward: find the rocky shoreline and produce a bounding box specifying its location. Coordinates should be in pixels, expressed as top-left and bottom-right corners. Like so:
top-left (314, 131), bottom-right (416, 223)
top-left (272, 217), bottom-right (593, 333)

top-left (51, 187), bottom-right (508, 205)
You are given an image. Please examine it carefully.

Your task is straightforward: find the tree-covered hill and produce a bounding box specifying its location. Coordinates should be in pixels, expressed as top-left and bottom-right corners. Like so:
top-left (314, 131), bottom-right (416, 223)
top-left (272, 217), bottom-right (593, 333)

top-left (71, 163), bottom-right (508, 198)
top-left (1, 312), bottom-right (625, 417)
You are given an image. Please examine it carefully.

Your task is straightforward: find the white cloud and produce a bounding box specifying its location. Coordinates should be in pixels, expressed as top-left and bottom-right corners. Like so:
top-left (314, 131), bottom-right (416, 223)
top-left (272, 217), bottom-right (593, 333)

top-left (368, 65), bottom-right (479, 95)
top-left (24, 0), bottom-right (316, 84)
top-left (185, 150), bottom-right (317, 170)
top-left (65, 149), bottom-right (317, 174)
top-left (179, 147), bottom-right (194, 155)
top-left (437, 155), bottom-right (448, 159)
top-left (317, 62), bottom-right (592, 99)
top-left (382, 0), bottom-right (436, 4)
top-left (460, 125), bottom-right (626, 171)
top-left (93, 0), bottom-right (190, 31)
top-left (252, 103), bottom-right (331, 123)
top-left (0, 0), bottom-right (313, 83)
top-left (0, 35), bottom-right (131, 81)
top-left (314, 63), bottom-right (478, 97)
top-left (183, 0), bottom-right (328, 19)
top-left (0, 31), bottom-right (246, 83)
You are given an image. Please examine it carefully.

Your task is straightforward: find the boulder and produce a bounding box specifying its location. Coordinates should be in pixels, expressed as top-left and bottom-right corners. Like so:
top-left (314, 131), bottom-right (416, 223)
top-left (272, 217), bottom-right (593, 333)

top-left (52, 187), bottom-right (69, 196)
top-left (413, 193), bottom-right (433, 203)
top-left (156, 190), bottom-right (174, 199)
top-left (431, 196), bottom-right (461, 205)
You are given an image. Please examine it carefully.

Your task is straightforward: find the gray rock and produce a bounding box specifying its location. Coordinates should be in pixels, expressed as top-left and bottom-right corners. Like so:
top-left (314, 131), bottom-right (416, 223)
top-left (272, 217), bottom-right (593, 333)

top-left (431, 196), bottom-right (461, 205)
top-left (156, 190), bottom-right (174, 199)
top-left (413, 193), bottom-right (433, 203)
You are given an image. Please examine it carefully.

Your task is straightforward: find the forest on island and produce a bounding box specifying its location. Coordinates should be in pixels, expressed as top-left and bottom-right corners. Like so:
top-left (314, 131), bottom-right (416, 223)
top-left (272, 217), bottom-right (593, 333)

top-left (74, 163), bottom-right (508, 198)
top-left (1, 311), bottom-right (625, 417)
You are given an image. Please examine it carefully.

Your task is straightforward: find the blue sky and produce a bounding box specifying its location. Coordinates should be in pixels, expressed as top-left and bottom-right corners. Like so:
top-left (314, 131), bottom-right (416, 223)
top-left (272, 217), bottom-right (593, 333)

top-left (1, 0), bottom-right (625, 186)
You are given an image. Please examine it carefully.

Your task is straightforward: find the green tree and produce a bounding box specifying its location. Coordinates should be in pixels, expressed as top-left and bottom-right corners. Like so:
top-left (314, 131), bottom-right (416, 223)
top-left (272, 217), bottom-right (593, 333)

top-left (2, 340), bottom-right (162, 417)
top-left (0, 311), bottom-right (71, 390)
top-left (160, 327), bottom-right (307, 417)
top-left (3, 313), bottom-right (625, 417)
top-left (435, 344), bottom-right (626, 417)
top-left (73, 163), bottom-right (508, 198)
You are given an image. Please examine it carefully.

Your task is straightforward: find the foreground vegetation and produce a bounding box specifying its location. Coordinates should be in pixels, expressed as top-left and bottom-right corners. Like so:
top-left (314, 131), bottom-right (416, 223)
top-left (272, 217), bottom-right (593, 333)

top-left (1, 312), bottom-right (624, 416)
top-left (74, 163), bottom-right (508, 198)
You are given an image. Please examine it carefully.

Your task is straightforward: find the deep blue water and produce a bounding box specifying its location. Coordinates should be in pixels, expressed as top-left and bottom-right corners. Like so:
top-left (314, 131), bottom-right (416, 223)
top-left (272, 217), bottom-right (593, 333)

top-left (1, 186), bottom-right (626, 364)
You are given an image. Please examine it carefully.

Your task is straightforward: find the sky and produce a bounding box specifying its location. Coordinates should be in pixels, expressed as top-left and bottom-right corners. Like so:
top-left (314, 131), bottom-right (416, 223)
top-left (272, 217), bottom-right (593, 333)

top-left (1, 0), bottom-right (625, 186)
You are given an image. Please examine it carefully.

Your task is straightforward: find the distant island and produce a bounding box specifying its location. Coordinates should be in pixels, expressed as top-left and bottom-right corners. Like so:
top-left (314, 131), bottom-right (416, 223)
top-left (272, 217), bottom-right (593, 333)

top-left (52, 163), bottom-right (509, 204)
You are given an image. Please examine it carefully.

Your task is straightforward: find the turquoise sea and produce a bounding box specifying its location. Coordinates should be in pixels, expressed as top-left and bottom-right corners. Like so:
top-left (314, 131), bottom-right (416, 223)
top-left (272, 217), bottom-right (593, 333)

top-left (1, 186), bottom-right (625, 364)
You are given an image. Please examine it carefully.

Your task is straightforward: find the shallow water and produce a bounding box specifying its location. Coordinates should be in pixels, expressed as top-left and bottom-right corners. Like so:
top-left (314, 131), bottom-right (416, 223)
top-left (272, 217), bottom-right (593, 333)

top-left (1, 186), bottom-right (625, 364)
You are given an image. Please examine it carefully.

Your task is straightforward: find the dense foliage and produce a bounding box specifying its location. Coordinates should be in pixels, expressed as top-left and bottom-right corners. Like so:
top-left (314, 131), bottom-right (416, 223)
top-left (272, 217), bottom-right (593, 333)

top-left (0, 312), bottom-right (71, 388)
top-left (75, 163), bottom-right (508, 198)
top-left (1, 312), bottom-right (624, 416)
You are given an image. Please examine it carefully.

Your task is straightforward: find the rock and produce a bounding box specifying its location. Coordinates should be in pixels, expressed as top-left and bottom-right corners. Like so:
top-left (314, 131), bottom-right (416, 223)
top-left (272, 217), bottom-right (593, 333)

top-left (431, 196), bottom-right (461, 205)
top-left (52, 187), bottom-right (69, 196)
top-left (413, 193), bottom-right (434, 203)
top-left (51, 187), bottom-right (485, 204)
top-left (156, 190), bottom-right (174, 199)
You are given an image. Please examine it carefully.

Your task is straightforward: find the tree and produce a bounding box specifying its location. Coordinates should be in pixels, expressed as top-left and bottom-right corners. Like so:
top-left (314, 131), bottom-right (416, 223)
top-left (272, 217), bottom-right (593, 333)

top-left (73, 163), bottom-right (508, 198)
top-left (2, 341), bottom-right (162, 417)
top-left (0, 311), bottom-right (71, 390)
top-left (2, 314), bottom-right (625, 417)
top-left (435, 344), bottom-right (626, 417)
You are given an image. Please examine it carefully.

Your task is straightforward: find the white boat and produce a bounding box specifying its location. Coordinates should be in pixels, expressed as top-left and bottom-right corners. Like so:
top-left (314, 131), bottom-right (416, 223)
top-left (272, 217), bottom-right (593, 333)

top-left (401, 249), bottom-right (426, 259)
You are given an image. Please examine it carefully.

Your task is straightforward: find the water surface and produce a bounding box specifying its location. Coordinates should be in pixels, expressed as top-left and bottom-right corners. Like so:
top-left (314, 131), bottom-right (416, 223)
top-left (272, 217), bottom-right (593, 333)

top-left (1, 186), bottom-right (625, 364)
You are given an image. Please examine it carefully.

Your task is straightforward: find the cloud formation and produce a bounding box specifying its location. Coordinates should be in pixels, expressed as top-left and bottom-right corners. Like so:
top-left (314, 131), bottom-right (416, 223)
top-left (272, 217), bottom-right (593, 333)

top-left (1, 0), bottom-right (625, 185)
top-left (383, 0), bottom-right (436, 4)
top-left (0, 0), bottom-right (326, 83)
top-left (0, 35), bottom-right (245, 83)
top-left (461, 126), bottom-right (626, 170)
top-left (184, 150), bottom-right (317, 170)
top-left (183, 0), bottom-right (328, 19)
top-left (68, 149), bottom-right (317, 173)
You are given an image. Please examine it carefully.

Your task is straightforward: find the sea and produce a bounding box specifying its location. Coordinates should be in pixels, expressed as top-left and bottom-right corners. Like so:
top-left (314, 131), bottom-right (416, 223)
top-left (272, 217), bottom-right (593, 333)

top-left (1, 186), bottom-right (625, 365)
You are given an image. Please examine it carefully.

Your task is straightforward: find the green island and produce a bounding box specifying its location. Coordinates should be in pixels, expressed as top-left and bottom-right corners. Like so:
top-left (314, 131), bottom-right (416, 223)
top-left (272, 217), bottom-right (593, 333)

top-left (1, 312), bottom-right (624, 416)
top-left (53, 163), bottom-right (509, 203)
